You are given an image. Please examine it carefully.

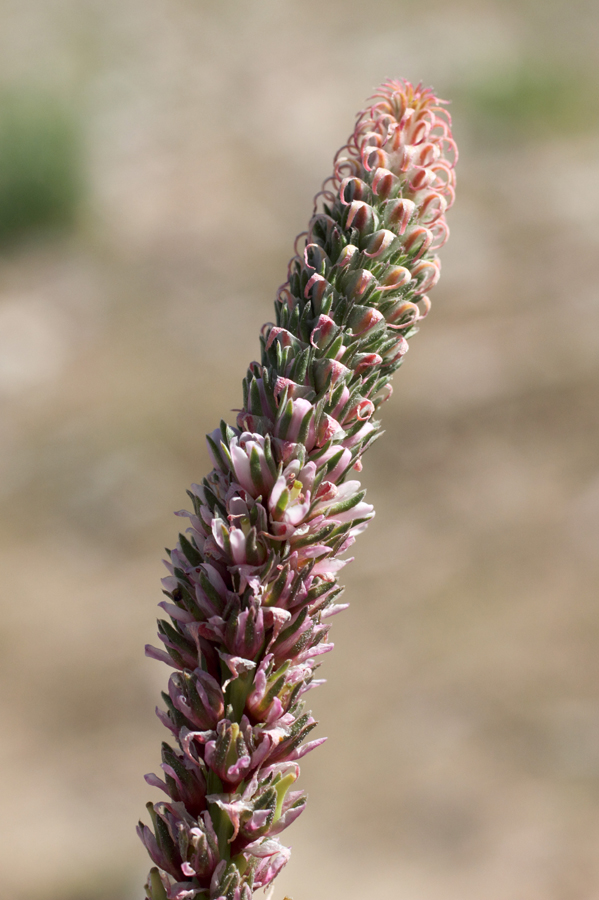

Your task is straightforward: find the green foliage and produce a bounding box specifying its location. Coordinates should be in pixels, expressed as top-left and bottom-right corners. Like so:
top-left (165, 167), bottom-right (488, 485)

top-left (0, 90), bottom-right (84, 245)
top-left (459, 63), bottom-right (599, 141)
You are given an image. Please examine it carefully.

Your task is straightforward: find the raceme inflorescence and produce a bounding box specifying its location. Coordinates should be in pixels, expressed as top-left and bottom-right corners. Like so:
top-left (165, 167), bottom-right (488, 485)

top-left (139, 79), bottom-right (457, 900)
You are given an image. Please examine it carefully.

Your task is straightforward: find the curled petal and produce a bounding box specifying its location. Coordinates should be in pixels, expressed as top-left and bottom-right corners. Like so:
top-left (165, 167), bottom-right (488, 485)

top-left (303, 242), bottom-right (329, 272)
top-left (304, 272), bottom-right (327, 301)
top-left (410, 258), bottom-right (440, 294)
top-left (418, 294), bottom-right (432, 317)
top-left (265, 326), bottom-right (295, 351)
top-left (356, 399), bottom-right (375, 420)
top-left (413, 141), bottom-right (440, 167)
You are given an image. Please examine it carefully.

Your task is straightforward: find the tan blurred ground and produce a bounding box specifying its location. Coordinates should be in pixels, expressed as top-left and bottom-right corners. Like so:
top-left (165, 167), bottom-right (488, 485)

top-left (0, 1), bottom-right (598, 899)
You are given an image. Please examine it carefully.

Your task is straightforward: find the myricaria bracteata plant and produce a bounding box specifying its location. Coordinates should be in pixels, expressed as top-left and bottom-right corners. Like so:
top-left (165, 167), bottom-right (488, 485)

top-left (139, 79), bottom-right (457, 900)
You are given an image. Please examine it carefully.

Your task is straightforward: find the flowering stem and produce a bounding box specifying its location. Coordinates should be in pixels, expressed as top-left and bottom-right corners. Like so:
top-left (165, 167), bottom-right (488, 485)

top-left (139, 79), bottom-right (457, 900)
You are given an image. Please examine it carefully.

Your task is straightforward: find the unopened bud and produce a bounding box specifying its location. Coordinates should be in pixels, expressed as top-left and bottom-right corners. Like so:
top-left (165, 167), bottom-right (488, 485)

top-left (362, 145), bottom-right (390, 172)
top-left (371, 167), bottom-right (400, 200)
top-left (310, 314), bottom-right (337, 349)
top-left (345, 268), bottom-right (375, 300)
top-left (345, 200), bottom-right (375, 232)
top-left (313, 358), bottom-right (351, 392)
top-left (383, 198), bottom-right (415, 235)
top-left (379, 266), bottom-right (412, 292)
top-left (364, 229), bottom-right (397, 259)
top-left (385, 299), bottom-right (420, 327)
top-left (339, 177), bottom-right (370, 206)
top-left (265, 327), bottom-right (295, 351)
top-left (354, 398), bottom-right (375, 421)
top-left (408, 165), bottom-right (435, 192)
top-left (354, 353), bottom-right (383, 375)
top-left (413, 142), bottom-right (440, 167)
top-left (403, 226), bottom-right (433, 259)
top-left (335, 244), bottom-right (359, 268)
top-left (303, 242), bottom-right (329, 273)
top-left (410, 258), bottom-right (440, 294)
top-left (381, 335), bottom-right (409, 363)
top-left (418, 191), bottom-right (447, 224)
top-left (304, 272), bottom-right (327, 302)
top-left (347, 304), bottom-right (385, 336)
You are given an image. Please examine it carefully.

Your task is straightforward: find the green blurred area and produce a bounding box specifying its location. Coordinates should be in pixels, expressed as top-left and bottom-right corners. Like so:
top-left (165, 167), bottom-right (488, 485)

top-left (0, 91), bottom-right (83, 246)
top-left (458, 63), bottom-right (599, 140)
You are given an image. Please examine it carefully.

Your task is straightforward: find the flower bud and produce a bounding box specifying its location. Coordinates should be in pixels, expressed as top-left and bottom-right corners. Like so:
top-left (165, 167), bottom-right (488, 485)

top-left (385, 299), bottom-right (420, 328)
top-left (413, 141), bottom-right (440, 167)
top-left (316, 412), bottom-right (344, 445)
top-left (303, 272), bottom-right (327, 302)
top-left (338, 176), bottom-right (370, 205)
top-left (313, 358), bottom-right (351, 393)
top-left (403, 225), bottom-right (433, 258)
top-left (310, 314), bottom-right (337, 350)
top-left (245, 840), bottom-right (291, 890)
top-left (410, 258), bottom-right (440, 294)
top-left (264, 326), bottom-right (295, 352)
top-left (204, 719), bottom-right (251, 786)
top-left (381, 334), bottom-right (409, 364)
top-left (268, 473), bottom-right (311, 538)
top-left (344, 267), bottom-right (375, 300)
top-left (408, 165), bottom-right (435, 191)
top-left (335, 243), bottom-right (359, 268)
top-left (355, 398), bottom-right (375, 421)
top-left (303, 242), bottom-right (329, 273)
top-left (347, 304), bottom-right (385, 336)
top-left (379, 265), bottom-right (412, 291)
top-left (229, 433), bottom-right (277, 498)
top-left (354, 352), bottom-right (383, 375)
top-left (363, 228), bottom-right (397, 258)
top-left (383, 197), bottom-right (415, 234)
top-left (274, 396), bottom-right (316, 447)
top-left (418, 190), bottom-right (447, 224)
top-left (371, 166), bottom-right (400, 199)
top-left (345, 200), bottom-right (376, 232)
top-left (362, 145), bottom-right (390, 172)
top-left (342, 419), bottom-right (376, 450)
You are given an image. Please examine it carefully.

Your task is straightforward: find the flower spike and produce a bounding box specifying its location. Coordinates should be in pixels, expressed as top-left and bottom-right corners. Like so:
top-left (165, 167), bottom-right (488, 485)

top-left (140, 78), bottom-right (457, 899)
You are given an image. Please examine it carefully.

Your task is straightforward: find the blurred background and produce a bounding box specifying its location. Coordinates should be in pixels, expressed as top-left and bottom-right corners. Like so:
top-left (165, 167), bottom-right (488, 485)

top-left (0, 1), bottom-right (598, 898)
